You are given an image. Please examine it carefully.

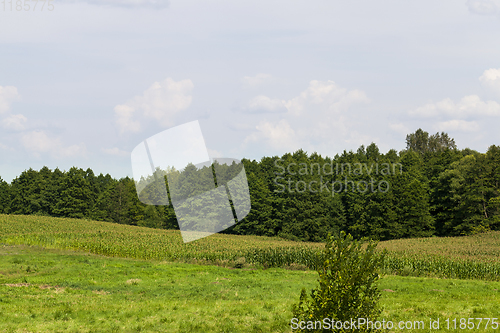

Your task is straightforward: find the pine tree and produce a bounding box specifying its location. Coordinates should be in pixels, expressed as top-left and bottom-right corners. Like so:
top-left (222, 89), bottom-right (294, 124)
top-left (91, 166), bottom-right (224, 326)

top-left (0, 176), bottom-right (10, 214)
top-left (440, 154), bottom-right (494, 235)
top-left (54, 167), bottom-right (94, 218)
top-left (9, 168), bottom-right (45, 215)
top-left (391, 151), bottom-right (435, 238)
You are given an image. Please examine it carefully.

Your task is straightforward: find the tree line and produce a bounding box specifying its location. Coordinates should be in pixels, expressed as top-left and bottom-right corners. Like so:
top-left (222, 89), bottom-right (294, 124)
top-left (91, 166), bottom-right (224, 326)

top-left (0, 128), bottom-right (499, 242)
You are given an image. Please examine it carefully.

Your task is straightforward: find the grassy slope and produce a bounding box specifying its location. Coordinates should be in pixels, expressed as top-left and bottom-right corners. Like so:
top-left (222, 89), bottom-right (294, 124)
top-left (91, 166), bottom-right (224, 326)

top-left (3, 214), bottom-right (500, 264)
top-left (3, 214), bottom-right (500, 280)
top-left (1, 245), bottom-right (500, 332)
top-left (0, 214), bottom-right (322, 264)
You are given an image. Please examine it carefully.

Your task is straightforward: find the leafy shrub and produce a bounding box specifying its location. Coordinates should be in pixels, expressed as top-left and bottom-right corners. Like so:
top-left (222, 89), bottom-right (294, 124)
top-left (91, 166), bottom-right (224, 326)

top-left (292, 232), bottom-right (386, 332)
top-left (233, 257), bottom-right (246, 268)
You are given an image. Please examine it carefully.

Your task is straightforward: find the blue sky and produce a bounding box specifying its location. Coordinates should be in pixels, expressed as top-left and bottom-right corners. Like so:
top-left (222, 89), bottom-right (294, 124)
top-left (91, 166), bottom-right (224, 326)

top-left (1, 0), bottom-right (500, 182)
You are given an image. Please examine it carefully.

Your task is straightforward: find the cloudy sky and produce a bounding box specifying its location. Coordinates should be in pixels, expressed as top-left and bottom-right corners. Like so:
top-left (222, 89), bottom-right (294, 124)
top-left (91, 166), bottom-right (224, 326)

top-left (1, 0), bottom-right (500, 181)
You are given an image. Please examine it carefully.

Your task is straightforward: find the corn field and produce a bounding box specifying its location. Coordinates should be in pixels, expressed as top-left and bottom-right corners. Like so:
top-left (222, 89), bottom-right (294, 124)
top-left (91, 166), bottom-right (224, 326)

top-left (1, 214), bottom-right (500, 281)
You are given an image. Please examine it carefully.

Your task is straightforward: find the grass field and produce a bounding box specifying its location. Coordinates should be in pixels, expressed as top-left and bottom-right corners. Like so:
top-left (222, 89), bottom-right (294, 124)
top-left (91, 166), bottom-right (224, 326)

top-left (1, 214), bottom-right (500, 332)
top-left (1, 245), bottom-right (500, 332)
top-left (0, 245), bottom-right (319, 332)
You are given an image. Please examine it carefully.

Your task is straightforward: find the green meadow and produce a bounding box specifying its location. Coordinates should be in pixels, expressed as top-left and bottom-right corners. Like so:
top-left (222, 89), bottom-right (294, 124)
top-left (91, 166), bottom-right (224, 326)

top-left (1, 214), bottom-right (500, 332)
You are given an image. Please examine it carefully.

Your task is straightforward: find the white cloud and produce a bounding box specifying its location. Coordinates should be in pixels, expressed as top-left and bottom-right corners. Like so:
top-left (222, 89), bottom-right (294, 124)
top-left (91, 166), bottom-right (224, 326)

top-left (284, 80), bottom-right (369, 116)
top-left (435, 120), bottom-right (480, 132)
top-left (480, 68), bottom-right (500, 92)
top-left (402, 69), bottom-right (500, 138)
top-left (102, 147), bottom-right (129, 157)
top-left (241, 73), bottom-right (273, 87)
top-left (114, 78), bottom-right (193, 134)
top-left (409, 95), bottom-right (500, 118)
top-left (245, 119), bottom-right (298, 151)
top-left (0, 86), bottom-right (20, 114)
top-left (466, 0), bottom-right (499, 15)
top-left (0, 86), bottom-right (28, 132)
top-left (115, 104), bottom-right (141, 133)
top-left (21, 130), bottom-right (87, 158)
top-left (244, 95), bottom-right (287, 113)
top-left (389, 123), bottom-right (411, 135)
top-left (243, 80), bottom-right (369, 152)
top-left (2, 114), bottom-right (27, 131)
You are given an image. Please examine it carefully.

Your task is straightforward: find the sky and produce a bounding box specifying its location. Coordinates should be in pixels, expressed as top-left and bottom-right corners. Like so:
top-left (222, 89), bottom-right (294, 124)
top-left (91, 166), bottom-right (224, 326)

top-left (1, 0), bottom-right (500, 182)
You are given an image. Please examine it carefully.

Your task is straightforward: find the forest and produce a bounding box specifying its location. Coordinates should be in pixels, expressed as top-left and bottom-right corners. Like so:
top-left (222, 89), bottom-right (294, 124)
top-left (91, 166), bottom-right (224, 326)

top-left (1, 128), bottom-right (499, 242)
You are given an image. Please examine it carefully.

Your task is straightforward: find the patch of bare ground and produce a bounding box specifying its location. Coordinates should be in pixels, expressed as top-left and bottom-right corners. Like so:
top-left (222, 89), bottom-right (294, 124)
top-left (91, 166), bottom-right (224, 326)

top-left (4, 283), bottom-right (31, 287)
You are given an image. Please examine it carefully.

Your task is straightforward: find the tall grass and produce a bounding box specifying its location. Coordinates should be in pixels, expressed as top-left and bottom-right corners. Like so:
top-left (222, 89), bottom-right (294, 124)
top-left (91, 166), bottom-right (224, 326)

top-left (383, 254), bottom-right (500, 281)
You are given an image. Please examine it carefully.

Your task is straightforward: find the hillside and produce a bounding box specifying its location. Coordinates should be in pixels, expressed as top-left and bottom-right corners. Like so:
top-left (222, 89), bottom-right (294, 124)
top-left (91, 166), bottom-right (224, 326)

top-left (2, 214), bottom-right (500, 280)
